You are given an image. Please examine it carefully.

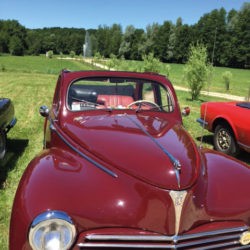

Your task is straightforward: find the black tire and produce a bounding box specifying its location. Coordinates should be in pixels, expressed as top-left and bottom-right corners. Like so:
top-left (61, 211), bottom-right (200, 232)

top-left (213, 124), bottom-right (239, 156)
top-left (0, 129), bottom-right (6, 159)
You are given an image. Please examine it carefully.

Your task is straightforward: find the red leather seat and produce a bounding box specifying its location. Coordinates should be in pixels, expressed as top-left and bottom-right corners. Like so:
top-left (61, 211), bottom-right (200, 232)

top-left (97, 95), bottom-right (134, 108)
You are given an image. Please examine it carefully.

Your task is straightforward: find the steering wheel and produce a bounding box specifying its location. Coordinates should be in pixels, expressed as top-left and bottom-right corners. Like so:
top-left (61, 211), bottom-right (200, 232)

top-left (128, 100), bottom-right (161, 111)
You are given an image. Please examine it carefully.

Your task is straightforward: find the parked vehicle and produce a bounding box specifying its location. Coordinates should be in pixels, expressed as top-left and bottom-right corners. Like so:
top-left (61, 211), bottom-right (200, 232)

top-left (197, 101), bottom-right (250, 156)
top-left (10, 70), bottom-right (250, 249)
top-left (0, 98), bottom-right (16, 159)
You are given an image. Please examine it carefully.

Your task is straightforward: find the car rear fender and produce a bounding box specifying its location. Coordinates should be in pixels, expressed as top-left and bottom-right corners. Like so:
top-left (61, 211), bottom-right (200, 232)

top-left (211, 116), bottom-right (238, 140)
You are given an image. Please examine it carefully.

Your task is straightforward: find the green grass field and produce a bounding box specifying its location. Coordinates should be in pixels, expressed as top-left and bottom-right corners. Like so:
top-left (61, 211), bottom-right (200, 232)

top-left (0, 55), bottom-right (249, 249)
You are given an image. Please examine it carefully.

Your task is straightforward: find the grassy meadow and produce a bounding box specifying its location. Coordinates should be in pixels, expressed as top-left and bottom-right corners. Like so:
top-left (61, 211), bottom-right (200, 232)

top-left (0, 55), bottom-right (249, 249)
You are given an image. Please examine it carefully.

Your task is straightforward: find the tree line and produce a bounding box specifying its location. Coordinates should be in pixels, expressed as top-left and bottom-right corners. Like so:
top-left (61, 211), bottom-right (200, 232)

top-left (0, 2), bottom-right (249, 68)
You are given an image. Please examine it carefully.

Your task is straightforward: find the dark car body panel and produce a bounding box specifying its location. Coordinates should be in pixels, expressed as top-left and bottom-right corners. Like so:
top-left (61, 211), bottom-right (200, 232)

top-left (0, 98), bottom-right (16, 158)
top-left (9, 71), bottom-right (250, 249)
top-left (0, 98), bottom-right (16, 132)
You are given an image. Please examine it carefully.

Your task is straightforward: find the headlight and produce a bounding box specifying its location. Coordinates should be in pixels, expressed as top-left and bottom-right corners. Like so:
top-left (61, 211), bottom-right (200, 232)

top-left (29, 210), bottom-right (76, 250)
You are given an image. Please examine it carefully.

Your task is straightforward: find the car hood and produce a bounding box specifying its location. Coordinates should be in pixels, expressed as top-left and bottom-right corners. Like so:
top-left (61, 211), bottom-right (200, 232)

top-left (62, 113), bottom-right (200, 190)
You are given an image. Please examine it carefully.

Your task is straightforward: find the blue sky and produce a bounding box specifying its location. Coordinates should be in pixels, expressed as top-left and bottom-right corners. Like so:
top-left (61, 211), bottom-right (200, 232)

top-left (0, 0), bottom-right (248, 29)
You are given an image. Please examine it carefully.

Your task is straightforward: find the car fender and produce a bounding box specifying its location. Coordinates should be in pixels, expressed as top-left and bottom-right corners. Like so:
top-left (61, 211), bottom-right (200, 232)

top-left (200, 148), bottom-right (250, 216)
top-left (211, 114), bottom-right (239, 140)
top-left (9, 148), bottom-right (85, 249)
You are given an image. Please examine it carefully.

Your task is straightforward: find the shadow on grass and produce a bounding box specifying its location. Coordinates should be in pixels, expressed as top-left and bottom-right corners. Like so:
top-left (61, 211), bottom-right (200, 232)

top-left (0, 138), bottom-right (29, 189)
top-left (237, 151), bottom-right (250, 165)
top-left (197, 134), bottom-right (250, 165)
top-left (185, 97), bottom-right (207, 103)
top-left (196, 134), bottom-right (214, 146)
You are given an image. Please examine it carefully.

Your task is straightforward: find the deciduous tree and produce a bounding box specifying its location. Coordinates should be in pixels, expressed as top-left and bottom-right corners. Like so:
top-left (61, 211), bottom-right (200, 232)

top-left (184, 44), bottom-right (210, 100)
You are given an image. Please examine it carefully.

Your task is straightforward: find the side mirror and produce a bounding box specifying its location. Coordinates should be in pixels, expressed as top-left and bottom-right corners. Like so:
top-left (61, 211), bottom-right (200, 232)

top-left (39, 105), bottom-right (50, 117)
top-left (182, 106), bottom-right (190, 116)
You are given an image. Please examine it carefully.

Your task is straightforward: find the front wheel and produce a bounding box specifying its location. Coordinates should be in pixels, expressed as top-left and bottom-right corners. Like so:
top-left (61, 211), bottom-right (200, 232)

top-left (213, 124), bottom-right (239, 156)
top-left (0, 129), bottom-right (6, 159)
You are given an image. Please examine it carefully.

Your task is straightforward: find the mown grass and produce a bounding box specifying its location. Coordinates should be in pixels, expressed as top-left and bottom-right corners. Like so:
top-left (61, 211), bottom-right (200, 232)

top-left (0, 55), bottom-right (249, 249)
top-left (0, 54), bottom-right (97, 74)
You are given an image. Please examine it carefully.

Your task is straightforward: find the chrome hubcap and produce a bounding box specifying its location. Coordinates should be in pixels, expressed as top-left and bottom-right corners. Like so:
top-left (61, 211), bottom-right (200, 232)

top-left (217, 129), bottom-right (231, 150)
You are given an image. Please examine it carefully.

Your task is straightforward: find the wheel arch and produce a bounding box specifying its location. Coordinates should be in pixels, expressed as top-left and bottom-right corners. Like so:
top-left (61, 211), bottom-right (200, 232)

top-left (211, 117), bottom-right (238, 140)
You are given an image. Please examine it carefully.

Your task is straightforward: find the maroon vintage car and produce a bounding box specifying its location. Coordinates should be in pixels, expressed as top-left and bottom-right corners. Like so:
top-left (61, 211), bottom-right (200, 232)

top-left (197, 101), bottom-right (250, 156)
top-left (10, 70), bottom-right (250, 249)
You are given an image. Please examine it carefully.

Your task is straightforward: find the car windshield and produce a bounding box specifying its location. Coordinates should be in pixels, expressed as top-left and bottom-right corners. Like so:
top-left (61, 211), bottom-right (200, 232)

top-left (68, 76), bottom-right (175, 112)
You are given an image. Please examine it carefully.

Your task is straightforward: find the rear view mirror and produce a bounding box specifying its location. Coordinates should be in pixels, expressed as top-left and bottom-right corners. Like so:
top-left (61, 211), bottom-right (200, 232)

top-left (39, 105), bottom-right (50, 117)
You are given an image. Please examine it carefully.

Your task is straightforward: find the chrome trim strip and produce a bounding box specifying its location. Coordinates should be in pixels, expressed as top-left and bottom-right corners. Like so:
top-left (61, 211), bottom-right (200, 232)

top-left (86, 234), bottom-right (173, 241)
top-left (31, 210), bottom-right (74, 227)
top-left (178, 235), bottom-right (241, 248)
top-left (238, 141), bottom-right (250, 150)
top-left (238, 246), bottom-right (250, 249)
top-left (78, 241), bottom-right (249, 249)
top-left (85, 226), bottom-right (249, 242)
top-left (124, 114), bottom-right (181, 188)
top-left (178, 225), bottom-right (248, 241)
top-left (49, 121), bottom-right (118, 178)
top-left (80, 226), bottom-right (249, 249)
top-left (78, 243), bottom-right (175, 248)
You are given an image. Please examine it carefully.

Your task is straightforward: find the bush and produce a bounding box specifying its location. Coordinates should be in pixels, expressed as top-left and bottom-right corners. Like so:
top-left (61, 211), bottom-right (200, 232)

top-left (69, 51), bottom-right (75, 58)
top-left (92, 52), bottom-right (103, 65)
top-left (46, 50), bottom-right (53, 59)
top-left (142, 53), bottom-right (161, 73)
top-left (107, 53), bottom-right (119, 70)
top-left (164, 64), bottom-right (171, 77)
top-left (222, 71), bottom-right (233, 91)
top-left (9, 36), bottom-right (24, 56)
top-left (184, 44), bottom-right (210, 100)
